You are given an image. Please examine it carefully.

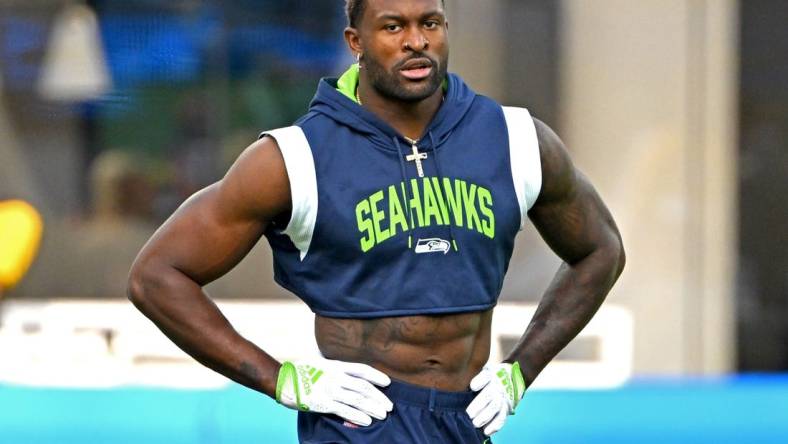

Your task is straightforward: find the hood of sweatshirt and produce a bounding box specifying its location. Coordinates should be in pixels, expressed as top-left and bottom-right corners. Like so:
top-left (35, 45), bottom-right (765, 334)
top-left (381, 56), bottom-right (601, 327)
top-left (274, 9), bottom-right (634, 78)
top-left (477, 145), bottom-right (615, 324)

top-left (307, 66), bottom-right (479, 153)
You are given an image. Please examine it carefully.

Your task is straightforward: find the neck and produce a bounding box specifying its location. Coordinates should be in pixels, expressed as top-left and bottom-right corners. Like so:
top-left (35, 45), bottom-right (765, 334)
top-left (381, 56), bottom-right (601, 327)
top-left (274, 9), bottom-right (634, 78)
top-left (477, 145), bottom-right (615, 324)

top-left (357, 78), bottom-right (443, 142)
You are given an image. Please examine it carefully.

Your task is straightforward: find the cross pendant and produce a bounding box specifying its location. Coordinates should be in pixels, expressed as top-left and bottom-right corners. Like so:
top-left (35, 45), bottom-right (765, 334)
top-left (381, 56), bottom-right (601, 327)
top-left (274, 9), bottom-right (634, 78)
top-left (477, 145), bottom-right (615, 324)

top-left (405, 141), bottom-right (428, 178)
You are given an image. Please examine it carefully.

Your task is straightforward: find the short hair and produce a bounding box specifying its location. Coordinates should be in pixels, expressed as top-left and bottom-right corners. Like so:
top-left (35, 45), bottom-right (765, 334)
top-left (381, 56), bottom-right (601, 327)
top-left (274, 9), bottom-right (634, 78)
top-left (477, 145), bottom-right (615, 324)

top-left (346, 0), bottom-right (445, 28)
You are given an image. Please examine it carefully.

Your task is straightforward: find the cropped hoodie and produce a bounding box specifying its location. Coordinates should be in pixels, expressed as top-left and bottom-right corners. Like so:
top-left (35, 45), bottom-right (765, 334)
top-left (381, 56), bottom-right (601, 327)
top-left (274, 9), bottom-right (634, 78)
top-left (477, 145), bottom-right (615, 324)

top-left (261, 66), bottom-right (541, 318)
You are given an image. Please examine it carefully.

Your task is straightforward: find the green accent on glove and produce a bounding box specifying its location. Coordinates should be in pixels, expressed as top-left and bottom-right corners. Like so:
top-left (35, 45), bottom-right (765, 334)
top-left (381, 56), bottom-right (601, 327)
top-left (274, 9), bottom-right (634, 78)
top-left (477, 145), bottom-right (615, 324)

top-left (511, 361), bottom-right (526, 410)
top-left (275, 361), bottom-right (295, 403)
top-left (276, 361), bottom-right (309, 411)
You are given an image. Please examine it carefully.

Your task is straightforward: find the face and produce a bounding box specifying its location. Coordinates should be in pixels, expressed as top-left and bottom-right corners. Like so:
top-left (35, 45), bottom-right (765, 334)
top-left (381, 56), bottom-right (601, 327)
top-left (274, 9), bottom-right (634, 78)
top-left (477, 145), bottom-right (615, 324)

top-left (348, 0), bottom-right (449, 102)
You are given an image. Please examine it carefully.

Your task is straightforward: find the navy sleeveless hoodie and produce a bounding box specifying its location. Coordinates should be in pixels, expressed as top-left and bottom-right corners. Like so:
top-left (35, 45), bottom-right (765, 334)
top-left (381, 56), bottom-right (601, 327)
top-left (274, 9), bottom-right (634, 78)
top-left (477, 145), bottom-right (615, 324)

top-left (261, 72), bottom-right (541, 319)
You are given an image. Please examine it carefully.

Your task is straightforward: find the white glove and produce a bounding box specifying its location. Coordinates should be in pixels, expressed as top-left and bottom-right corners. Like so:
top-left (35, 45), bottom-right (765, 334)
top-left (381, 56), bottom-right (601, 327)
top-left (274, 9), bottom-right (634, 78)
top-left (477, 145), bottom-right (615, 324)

top-left (466, 361), bottom-right (526, 436)
top-left (276, 358), bottom-right (394, 426)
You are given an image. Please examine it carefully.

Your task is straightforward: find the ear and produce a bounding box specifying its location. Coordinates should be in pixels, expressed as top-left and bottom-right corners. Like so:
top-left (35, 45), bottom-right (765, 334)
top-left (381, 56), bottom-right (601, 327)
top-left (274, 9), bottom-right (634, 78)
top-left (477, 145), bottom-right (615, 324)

top-left (344, 27), bottom-right (363, 56)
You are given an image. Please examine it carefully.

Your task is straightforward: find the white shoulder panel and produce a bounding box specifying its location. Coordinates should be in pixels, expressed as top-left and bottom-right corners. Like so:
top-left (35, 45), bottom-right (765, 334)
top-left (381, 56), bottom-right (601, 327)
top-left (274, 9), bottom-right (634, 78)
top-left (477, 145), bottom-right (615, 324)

top-left (502, 106), bottom-right (542, 230)
top-left (261, 126), bottom-right (317, 260)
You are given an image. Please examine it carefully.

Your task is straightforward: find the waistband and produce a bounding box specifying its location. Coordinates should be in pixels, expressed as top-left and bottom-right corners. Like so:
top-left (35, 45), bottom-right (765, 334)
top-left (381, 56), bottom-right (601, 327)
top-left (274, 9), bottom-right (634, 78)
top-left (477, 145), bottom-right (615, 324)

top-left (381, 378), bottom-right (476, 411)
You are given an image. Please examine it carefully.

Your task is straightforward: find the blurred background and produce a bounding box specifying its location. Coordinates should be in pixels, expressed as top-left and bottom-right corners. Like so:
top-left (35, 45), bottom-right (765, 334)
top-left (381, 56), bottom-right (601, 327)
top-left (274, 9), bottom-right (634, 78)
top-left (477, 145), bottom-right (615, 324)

top-left (0, 0), bottom-right (786, 443)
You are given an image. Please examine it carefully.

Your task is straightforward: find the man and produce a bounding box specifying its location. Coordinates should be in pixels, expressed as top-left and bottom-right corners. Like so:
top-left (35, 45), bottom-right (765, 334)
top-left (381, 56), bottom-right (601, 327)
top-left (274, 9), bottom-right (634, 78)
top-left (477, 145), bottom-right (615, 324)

top-left (128, 0), bottom-right (625, 442)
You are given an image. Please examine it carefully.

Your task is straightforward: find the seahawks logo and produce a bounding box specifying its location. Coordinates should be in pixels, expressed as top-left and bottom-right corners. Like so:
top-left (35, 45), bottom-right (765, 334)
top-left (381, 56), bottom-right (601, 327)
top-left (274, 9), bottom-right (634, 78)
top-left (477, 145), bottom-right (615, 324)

top-left (414, 238), bottom-right (451, 255)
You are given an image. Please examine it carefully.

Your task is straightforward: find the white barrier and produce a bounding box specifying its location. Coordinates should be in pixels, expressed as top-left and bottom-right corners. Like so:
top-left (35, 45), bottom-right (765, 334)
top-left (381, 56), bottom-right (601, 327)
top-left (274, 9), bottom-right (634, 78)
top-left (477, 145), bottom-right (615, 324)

top-left (0, 300), bottom-right (632, 389)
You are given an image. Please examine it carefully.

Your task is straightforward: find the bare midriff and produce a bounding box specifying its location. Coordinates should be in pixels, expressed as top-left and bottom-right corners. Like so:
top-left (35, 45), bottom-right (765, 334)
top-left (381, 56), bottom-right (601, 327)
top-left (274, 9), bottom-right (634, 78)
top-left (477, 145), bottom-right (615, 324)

top-left (315, 309), bottom-right (493, 392)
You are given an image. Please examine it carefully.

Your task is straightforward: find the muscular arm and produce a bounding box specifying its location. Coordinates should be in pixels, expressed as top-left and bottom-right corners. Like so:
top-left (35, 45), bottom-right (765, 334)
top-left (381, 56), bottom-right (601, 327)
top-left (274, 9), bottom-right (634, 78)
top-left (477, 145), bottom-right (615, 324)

top-left (127, 137), bottom-right (290, 397)
top-left (504, 119), bottom-right (626, 387)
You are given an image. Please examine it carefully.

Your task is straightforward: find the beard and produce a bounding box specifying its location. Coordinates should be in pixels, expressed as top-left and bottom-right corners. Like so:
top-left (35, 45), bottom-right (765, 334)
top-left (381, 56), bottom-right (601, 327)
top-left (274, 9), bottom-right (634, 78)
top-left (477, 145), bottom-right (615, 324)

top-left (362, 51), bottom-right (448, 102)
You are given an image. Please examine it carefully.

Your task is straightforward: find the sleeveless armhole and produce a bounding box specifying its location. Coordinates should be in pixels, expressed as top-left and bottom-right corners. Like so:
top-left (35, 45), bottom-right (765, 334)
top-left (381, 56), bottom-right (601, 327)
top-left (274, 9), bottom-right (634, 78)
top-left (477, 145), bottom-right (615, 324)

top-left (260, 126), bottom-right (317, 260)
top-left (502, 106), bottom-right (542, 230)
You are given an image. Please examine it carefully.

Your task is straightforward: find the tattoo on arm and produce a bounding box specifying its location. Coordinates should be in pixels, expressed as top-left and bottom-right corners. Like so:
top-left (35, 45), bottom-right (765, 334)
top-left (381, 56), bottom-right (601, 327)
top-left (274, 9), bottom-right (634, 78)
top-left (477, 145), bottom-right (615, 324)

top-left (239, 361), bottom-right (262, 386)
top-left (505, 118), bottom-right (625, 387)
